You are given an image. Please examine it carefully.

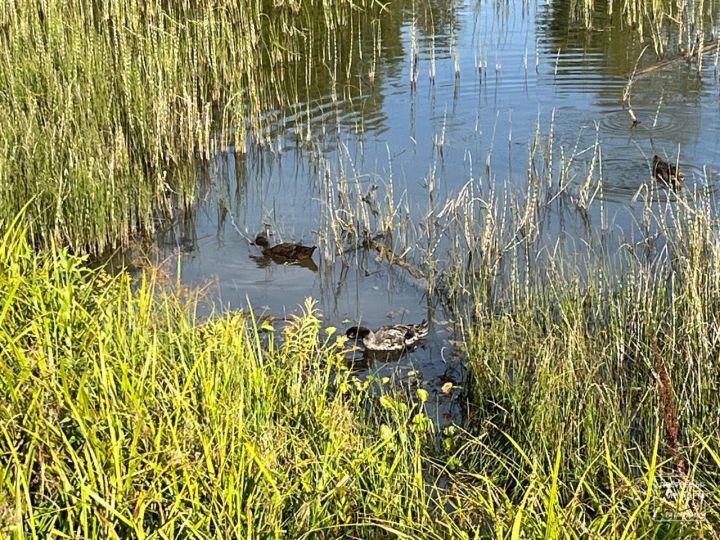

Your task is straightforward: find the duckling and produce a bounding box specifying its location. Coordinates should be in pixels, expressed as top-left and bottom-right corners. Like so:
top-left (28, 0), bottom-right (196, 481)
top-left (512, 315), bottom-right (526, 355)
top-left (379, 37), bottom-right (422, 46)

top-left (253, 225), bottom-right (316, 262)
top-left (345, 320), bottom-right (429, 352)
top-left (652, 155), bottom-right (684, 188)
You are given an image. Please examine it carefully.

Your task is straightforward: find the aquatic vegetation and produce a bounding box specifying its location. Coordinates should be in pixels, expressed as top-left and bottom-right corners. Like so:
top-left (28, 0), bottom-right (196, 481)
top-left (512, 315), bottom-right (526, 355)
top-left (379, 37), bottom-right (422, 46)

top-left (0, 0), bottom-right (389, 253)
top-left (320, 109), bottom-right (720, 534)
top-left (433, 122), bottom-right (720, 535)
top-left (0, 0), bottom-right (712, 256)
top-left (0, 219), bottom-right (442, 537)
top-left (545, 0), bottom-right (720, 68)
top-left (3, 0), bottom-right (720, 536)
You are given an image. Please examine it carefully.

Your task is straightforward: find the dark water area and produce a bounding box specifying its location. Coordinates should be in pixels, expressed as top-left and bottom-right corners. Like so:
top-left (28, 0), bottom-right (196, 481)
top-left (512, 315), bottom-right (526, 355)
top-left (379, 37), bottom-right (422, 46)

top-left (118, 0), bottom-right (720, 424)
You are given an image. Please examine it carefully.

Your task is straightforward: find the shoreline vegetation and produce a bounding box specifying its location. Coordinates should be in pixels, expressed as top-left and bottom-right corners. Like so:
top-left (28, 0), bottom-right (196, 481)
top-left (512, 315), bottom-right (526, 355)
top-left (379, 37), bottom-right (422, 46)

top-left (2, 0), bottom-right (720, 537)
top-left (3, 188), bottom-right (720, 535)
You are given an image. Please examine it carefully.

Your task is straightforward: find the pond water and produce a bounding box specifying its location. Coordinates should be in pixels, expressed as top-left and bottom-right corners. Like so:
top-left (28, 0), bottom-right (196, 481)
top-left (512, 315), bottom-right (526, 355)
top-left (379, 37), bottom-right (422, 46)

top-left (127, 0), bottom-right (720, 422)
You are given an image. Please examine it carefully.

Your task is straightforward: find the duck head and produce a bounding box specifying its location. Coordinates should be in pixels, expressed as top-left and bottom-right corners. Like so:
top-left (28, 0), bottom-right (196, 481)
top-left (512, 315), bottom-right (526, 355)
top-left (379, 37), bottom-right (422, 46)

top-left (253, 224), bottom-right (272, 247)
top-left (346, 326), bottom-right (371, 341)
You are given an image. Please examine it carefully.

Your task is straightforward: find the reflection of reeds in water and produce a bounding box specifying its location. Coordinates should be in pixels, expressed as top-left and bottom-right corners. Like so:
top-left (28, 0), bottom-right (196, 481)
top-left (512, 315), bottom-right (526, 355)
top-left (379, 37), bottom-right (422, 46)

top-left (576, 0), bottom-right (720, 64)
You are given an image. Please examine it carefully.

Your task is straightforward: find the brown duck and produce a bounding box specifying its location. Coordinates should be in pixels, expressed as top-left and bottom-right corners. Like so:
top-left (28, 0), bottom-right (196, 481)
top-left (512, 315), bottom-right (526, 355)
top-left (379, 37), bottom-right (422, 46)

top-left (652, 155), bottom-right (684, 188)
top-left (254, 225), bottom-right (316, 262)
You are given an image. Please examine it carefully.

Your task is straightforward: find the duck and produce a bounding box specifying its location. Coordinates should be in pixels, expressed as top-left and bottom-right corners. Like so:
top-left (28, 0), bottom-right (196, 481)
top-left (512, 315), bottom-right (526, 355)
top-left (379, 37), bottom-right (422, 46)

top-left (253, 225), bottom-right (316, 262)
top-left (652, 155), bottom-right (684, 188)
top-left (345, 320), bottom-right (429, 352)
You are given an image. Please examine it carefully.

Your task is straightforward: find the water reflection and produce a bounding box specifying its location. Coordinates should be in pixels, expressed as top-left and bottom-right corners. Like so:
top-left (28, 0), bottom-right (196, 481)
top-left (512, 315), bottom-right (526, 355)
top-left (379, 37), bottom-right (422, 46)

top-left (250, 253), bottom-right (319, 272)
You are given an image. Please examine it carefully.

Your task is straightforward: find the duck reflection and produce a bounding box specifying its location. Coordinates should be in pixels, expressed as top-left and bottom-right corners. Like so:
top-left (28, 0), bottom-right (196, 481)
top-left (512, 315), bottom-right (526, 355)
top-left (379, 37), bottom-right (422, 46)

top-left (249, 253), bottom-right (319, 272)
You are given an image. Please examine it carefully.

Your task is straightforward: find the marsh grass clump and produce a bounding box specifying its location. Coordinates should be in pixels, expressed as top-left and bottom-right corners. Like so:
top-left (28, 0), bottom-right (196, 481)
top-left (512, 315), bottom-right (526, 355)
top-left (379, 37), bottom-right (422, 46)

top-left (300, 108), bottom-right (720, 533)
top-left (0, 0), bottom-right (388, 254)
top-left (427, 152), bottom-right (720, 535)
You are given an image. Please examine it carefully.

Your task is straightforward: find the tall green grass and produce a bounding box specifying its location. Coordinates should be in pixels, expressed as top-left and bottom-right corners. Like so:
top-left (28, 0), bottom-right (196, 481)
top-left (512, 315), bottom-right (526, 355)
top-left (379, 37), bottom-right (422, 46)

top-left (0, 217), bottom-right (449, 537)
top-left (0, 0), bottom-right (386, 253)
top-left (264, 105), bottom-right (720, 535)
top-left (4, 0), bottom-right (720, 535)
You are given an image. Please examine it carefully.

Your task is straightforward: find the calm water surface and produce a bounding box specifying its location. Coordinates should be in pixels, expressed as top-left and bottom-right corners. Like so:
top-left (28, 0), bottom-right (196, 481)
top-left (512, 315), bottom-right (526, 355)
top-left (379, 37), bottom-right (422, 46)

top-left (139, 0), bottom-right (720, 419)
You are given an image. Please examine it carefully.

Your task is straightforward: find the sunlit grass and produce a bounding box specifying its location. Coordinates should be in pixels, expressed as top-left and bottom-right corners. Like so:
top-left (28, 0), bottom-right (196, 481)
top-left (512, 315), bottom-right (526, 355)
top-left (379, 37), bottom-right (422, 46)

top-left (0, 218), bottom-right (447, 538)
top-left (427, 120), bottom-right (720, 537)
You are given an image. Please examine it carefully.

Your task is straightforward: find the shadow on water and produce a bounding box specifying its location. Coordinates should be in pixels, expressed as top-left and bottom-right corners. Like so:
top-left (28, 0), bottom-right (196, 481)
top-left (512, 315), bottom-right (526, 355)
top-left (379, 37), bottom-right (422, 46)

top-left (111, 0), bottom-right (720, 428)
